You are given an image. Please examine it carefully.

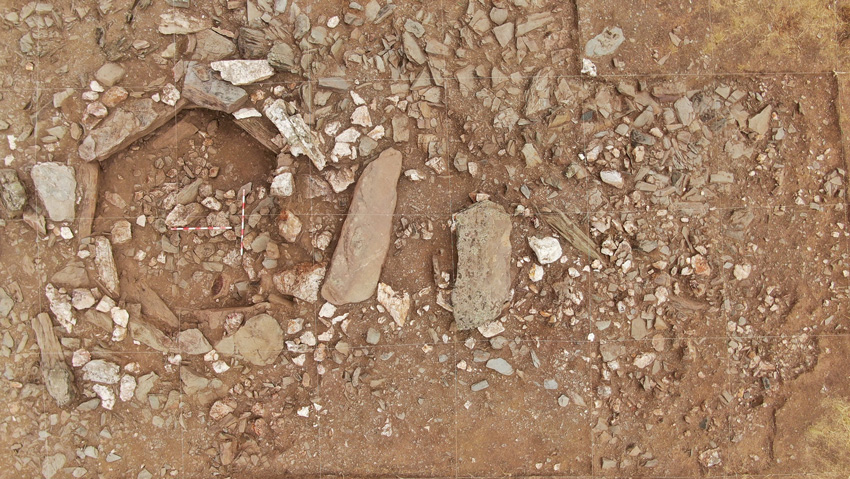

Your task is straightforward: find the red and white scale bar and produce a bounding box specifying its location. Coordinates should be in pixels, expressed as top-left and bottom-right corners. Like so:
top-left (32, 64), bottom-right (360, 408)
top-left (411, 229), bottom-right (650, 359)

top-left (169, 226), bottom-right (233, 231)
top-left (168, 190), bottom-right (248, 256)
top-left (240, 190), bottom-right (246, 256)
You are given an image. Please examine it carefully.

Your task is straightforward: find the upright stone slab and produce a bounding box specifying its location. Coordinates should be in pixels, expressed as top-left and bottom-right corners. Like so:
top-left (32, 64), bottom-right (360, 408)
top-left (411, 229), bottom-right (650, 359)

top-left (321, 148), bottom-right (402, 305)
top-left (452, 200), bottom-right (512, 330)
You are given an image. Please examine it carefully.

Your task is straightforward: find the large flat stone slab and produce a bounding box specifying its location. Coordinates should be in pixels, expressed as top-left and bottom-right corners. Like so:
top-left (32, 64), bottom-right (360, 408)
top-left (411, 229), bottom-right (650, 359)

top-left (78, 98), bottom-right (185, 162)
top-left (452, 200), bottom-right (512, 330)
top-left (321, 148), bottom-right (403, 305)
top-left (31, 163), bottom-right (76, 222)
top-left (182, 61), bottom-right (248, 113)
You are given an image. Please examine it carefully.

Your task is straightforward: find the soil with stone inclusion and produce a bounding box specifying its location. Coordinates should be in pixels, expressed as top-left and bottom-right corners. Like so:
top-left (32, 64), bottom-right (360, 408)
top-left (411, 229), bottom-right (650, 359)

top-left (0, 0), bottom-right (849, 478)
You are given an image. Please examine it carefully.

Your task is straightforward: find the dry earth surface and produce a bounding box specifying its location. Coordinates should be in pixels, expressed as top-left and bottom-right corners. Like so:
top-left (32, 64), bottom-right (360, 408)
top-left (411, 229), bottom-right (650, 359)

top-left (0, 0), bottom-right (849, 478)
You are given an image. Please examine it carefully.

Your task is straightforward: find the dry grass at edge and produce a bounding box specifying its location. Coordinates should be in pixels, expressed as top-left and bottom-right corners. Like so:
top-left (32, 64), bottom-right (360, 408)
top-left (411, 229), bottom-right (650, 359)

top-left (708, 0), bottom-right (846, 69)
top-left (805, 397), bottom-right (850, 475)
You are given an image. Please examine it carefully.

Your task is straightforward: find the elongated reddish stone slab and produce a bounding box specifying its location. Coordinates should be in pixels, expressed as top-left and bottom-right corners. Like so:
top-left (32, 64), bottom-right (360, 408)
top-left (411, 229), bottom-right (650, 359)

top-left (321, 148), bottom-right (402, 305)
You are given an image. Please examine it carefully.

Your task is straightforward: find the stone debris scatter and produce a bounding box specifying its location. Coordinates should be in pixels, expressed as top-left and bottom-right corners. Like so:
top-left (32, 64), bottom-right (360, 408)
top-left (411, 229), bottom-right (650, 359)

top-left (0, 1), bottom-right (846, 477)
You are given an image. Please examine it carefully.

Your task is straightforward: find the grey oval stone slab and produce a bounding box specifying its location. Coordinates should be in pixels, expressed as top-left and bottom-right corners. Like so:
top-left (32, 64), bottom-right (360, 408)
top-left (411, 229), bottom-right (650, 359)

top-left (486, 357), bottom-right (514, 375)
top-left (452, 200), bottom-right (512, 330)
top-left (321, 148), bottom-right (402, 305)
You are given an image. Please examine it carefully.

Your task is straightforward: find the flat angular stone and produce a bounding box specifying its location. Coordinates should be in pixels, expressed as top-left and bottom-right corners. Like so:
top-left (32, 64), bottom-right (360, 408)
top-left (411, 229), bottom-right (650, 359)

top-left (517, 12), bottom-right (552, 36)
top-left (402, 32), bottom-right (426, 64)
top-left (193, 29), bottom-right (236, 61)
top-left (749, 105), bottom-right (772, 136)
top-left (321, 149), bottom-right (403, 305)
top-left (318, 77), bottom-right (350, 90)
top-left (264, 99), bottom-right (327, 170)
top-left (524, 67), bottom-right (552, 117)
top-left (674, 96), bottom-right (695, 126)
top-left (78, 99), bottom-right (166, 162)
top-left (268, 42), bottom-right (298, 72)
top-left (94, 63), bottom-right (125, 87)
top-left (182, 61), bottom-right (248, 114)
top-left (521, 143), bottom-right (542, 167)
top-left (210, 59), bottom-right (275, 85)
top-left (493, 22), bottom-right (514, 47)
top-left (158, 12), bottom-right (211, 34)
top-left (584, 26), bottom-right (625, 57)
top-left (452, 200), bottom-right (512, 330)
top-left (226, 314), bottom-right (283, 366)
top-left (178, 328), bottom-right (212, 355)
top-left (31, 163), bottom-right (76, 222)
top-left (486, 357), bottom-right (514, 375)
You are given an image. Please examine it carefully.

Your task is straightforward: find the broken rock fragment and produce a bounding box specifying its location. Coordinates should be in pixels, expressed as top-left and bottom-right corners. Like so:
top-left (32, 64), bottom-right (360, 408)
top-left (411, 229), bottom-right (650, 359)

top-left (274, 263), bottom-right (326, 303)
top-left (268, 42), bottom-right (298, 72)
top-left (94, 237), bottom-right (120, 298)
top-left (270, 172), bottom-right (294, 197)
top-left (321, 148), bottom-right (403, 305)
top-left (45, 284), bottom-right (75, 333)
top-left (178, 329), bottom-right (212, 355)
top-left (377, 283), bottom-right (410, 326)
top-left (452, 201), bottom-right (512, 330)
top-left (210, 60), bottom-right (275, 85)
top-left (193, 29), bottom-right (237, 61)
top-left (182, 62), bottom-right (248, 114)
top-left (748, 105), bottom-right (772, 136)
top-left (528, 236), bottom-right (562, 264)
top-left (525, 67), bottom-right (552, 117)
top-left (32, 313), bottom-right (75, 407)
top-left (0, 169), bottom-right (26, 218)
top-left (402, 32), bottom-right (426, 64)
top-left (158, 12), bottom-right (211, 34)
top-left (277, 210), bottom-right (302, 242)
top-left (31, 163), bottom-right (76, 222)
top-left (264, 99), bottom-right (327, 170)
top-left (94, 63), bottom-right (125, 87)
top-left (165, 202), bottom-right (204, 228)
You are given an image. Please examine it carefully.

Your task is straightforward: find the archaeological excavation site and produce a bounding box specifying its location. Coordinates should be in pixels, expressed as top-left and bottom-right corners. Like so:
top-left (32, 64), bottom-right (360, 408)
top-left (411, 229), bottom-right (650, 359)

top-left (1, 0), bottom-right (850, 477)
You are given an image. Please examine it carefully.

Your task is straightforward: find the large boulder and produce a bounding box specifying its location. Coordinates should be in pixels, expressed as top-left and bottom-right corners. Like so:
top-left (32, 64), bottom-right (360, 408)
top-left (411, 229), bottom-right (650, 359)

top-left (452, 200), bottom-right (512, 330)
